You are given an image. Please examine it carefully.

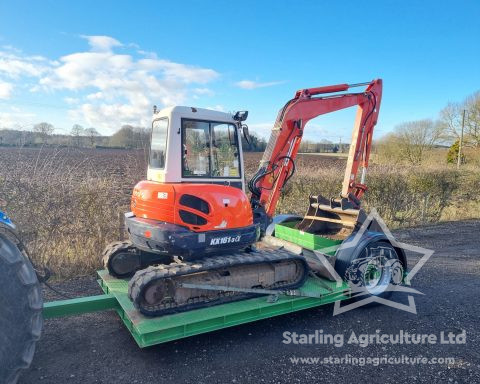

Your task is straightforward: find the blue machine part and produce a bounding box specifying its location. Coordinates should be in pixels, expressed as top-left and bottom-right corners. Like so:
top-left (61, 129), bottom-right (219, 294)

top-left (0, 210), bottom-right (16, 230)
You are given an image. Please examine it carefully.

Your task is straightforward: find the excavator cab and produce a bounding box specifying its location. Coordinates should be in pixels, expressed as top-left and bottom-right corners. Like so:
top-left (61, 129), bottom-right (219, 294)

top-left (146, 106), bottom-right (247, 191)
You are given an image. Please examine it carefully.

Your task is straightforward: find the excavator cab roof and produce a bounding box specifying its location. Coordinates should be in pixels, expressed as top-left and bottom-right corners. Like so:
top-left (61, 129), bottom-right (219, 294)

top-left (153, 105), bottom-right (239, 123)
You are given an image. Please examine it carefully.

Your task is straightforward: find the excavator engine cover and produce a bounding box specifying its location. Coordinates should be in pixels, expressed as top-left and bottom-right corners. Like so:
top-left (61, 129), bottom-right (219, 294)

top-left (127, 181), bottom-right (258, 259)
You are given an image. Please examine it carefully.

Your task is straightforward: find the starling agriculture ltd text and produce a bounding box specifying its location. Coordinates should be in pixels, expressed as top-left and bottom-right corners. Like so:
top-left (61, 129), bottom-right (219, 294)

top-left (282, 329), bottom-right (466, 348)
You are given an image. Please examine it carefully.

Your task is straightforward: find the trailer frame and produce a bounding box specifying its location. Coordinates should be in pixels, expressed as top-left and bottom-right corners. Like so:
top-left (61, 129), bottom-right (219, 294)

top-left (43, 270), bottom-right (351, 348)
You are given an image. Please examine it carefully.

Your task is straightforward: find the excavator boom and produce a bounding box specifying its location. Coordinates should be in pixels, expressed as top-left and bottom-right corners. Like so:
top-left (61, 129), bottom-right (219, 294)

top-left (249, 79), bottom-right (382, 217)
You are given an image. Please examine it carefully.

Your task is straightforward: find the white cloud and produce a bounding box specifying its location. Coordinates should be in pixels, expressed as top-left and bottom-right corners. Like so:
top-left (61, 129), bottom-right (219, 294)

top-left (0, 36), bottom-right (220, 133)
top-left (193, 87), bottom-right (215, 96)
top-left (81, 35), bottom-right (122, 52)
top-left (0, 51), bottom-right (50, 79)
top-left (0, 108), bottom-right (36, 129)
top-left (0, 82), bottom-right (13, 99)
top-left (235, 80), bottom-right (284, 90)
top-left (70, 103), bottom-right (151, 129)
top-left (86, 92), bottom-right (104, 100)
top-left (137, 58), bottom-right (218, 83)
top-left (38, 36), bottom-right (219, 132)
top-left (39, 51), bottom-right (133, 90)
top-left (64, 97), bottom-right (80, 104)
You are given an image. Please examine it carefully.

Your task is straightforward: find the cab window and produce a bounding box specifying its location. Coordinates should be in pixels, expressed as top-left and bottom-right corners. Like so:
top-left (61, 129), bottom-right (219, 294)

top-left (182, 119), bottom-right (240, 178)
top-left (182, 120), bottom-right (210, 176)
top-left (211, 123), bottom-right (240, 177)
top-left (150, 118), bottom-right (168, 169)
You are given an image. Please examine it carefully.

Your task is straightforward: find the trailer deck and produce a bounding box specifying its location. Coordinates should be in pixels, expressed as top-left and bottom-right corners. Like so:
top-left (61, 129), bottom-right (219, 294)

top-left (44, 270), bottom-right (351, 348)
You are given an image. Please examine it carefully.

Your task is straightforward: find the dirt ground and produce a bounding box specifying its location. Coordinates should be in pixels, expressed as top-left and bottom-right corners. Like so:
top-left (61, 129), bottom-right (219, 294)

top-left (21, 220), bottom-right (480, 384)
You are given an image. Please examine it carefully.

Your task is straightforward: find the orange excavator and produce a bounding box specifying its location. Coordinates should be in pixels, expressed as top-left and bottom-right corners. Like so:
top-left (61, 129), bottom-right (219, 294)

top-left (102, 79), bottom-right (404, 316)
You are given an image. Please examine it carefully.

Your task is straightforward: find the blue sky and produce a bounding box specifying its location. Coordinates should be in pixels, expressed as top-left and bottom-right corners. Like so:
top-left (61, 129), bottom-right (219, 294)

top-left (0, 0), bottom-right (479, 140)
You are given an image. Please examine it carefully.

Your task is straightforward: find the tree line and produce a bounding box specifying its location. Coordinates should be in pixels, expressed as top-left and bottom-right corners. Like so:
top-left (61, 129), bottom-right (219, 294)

top-left (377, 91), bottom-right (479, 165)
top-left (298, 139), bottom-right (349, 153)
top-left (0, 123), bottom-right (270, 152)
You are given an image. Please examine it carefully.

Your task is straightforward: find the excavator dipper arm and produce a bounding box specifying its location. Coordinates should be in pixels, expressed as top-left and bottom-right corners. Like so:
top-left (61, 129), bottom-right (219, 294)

top-left (248, 79), bottom-right (382, 218)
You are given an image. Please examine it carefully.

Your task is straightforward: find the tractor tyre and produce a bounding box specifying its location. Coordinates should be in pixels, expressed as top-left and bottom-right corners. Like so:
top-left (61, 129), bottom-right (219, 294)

top-left (0, 234), bottom-right (43, 384)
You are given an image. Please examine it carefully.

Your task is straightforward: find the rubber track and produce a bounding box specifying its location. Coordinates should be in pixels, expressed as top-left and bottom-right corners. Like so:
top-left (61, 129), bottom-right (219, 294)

top-left (128, 248), bottom-right (309, 316)
top-left (101, 240), bottom-right (137, 278)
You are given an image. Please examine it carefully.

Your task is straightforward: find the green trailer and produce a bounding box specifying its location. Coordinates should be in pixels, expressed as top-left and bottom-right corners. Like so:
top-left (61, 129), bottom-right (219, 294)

top-left (43, 268), bottom-right (351, 348)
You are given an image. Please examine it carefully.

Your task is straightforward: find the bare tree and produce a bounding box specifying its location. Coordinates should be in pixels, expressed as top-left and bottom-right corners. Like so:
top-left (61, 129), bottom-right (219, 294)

top-left (110, 125), bottom-right (150, 149)
top-left (440, 91), bottom-right (480, 147)
top-left (464, 91), bottom-right (480, 147)
top-left (132, 126), bottom-right (150, 149)
top-left (390, 119), bottom-right (442, 165)
top-left (110, 125), bottom-right (135, 148)
top-left (375, 133), bottom-right (404, 164)
top-left (84, 127), bottom-right (99, 147)
top-left (33, 122), bottom-right (54, 144)
top-left (71, 124), bottom-right (84, 147)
